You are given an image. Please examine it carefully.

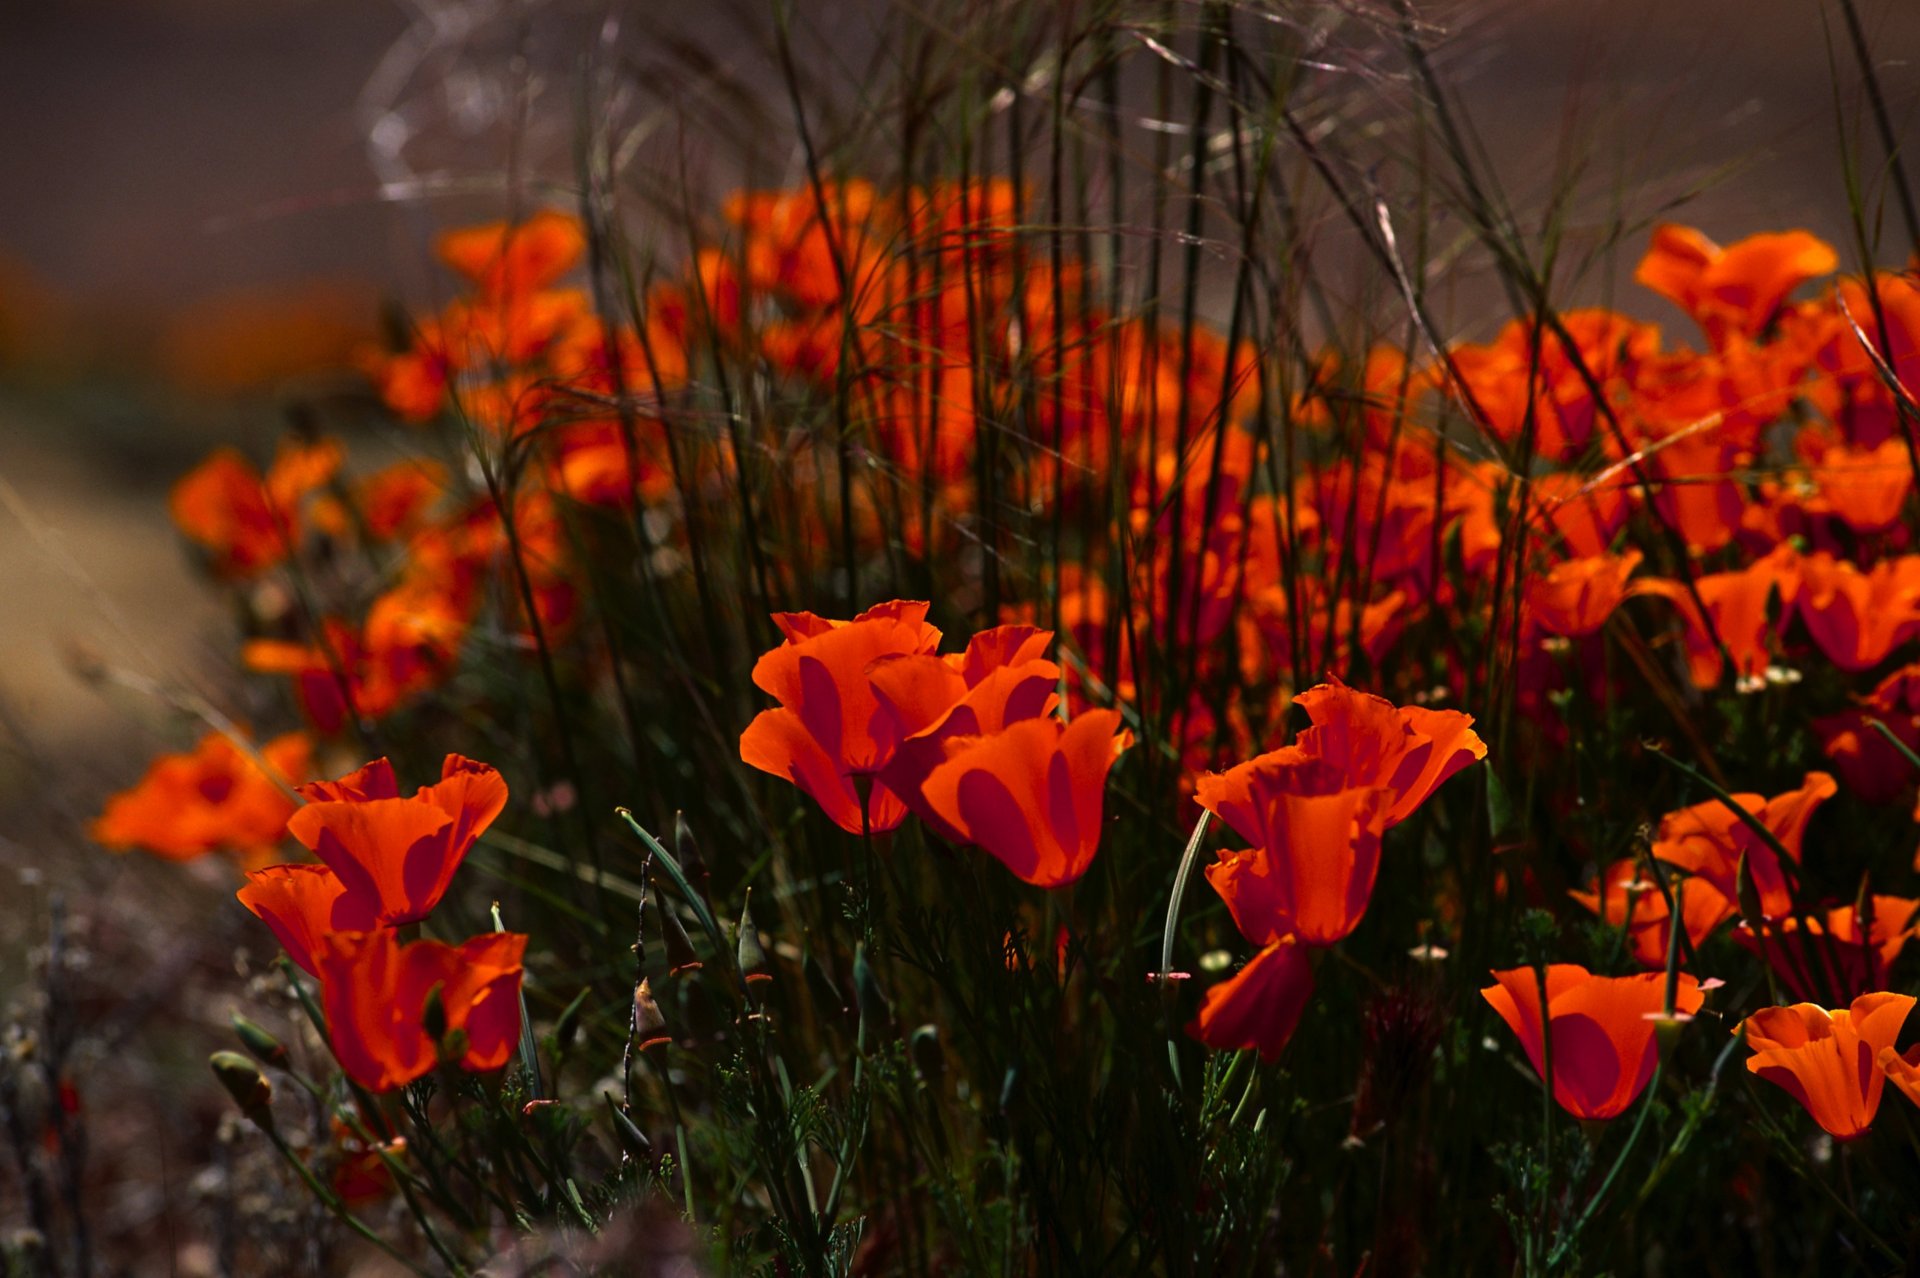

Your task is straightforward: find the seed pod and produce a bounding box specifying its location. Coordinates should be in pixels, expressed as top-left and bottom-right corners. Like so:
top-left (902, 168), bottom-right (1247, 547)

top-left (210, 1051), bottom-right (274, 1128)
top-left (231, 1013), bottom-right (288, 1069)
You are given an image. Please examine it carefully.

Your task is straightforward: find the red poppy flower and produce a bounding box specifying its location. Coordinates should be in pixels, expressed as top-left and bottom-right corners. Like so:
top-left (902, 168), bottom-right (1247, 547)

top-left (92, 730), bottom-right (311, 864)
top-left (1482, 966), bottom-right (1705, 1120)
top-left (1634, 224), bottom-right (1837, 342)
top-left (1196, 753), bottom-right (1392, 946)
top-left (1567, 861), bottom-right (1736, 970)
top-left (1630, 544), bottom-right (1800, 689)
top-left (236, 864), bottom-right (378, 978)
top-left (170, 439), bottom-right (343, 577)
top-left (1526, 551), bottom-right (1642, 639)
top-left (1742, 993), bottom-right (1914, 1140)
top-left (1186, 936), bottom-right (1315, 1063)
top-left (314, 929), bottom-right (527, 1092)
top-left (286, 755), bottom-right (508, 927)
top-left (1652, 772), bottom-right (1836, 919)
top-left (1735, 897), bottom-right (1920, 1004)
top-left (919, 710), bottom-right (1131, 887)
top-left (1795, 553), bottom-right (1920, 674)
top-left (1816, 663), bottom-right (1920, 804)
top-left (1289, 678), bottom-right (1487, 827)
top-left (870, 625), bottom-right (1060, 842)
top-left (739, 601), bottom-right (944, 833)
top-left (436, 209), bottom-right (586, 300)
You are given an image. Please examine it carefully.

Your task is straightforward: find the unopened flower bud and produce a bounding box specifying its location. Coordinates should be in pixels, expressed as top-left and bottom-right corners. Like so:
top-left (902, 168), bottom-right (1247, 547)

top-left (209, 1051), bottom-right (274, 1128)
top-left (635, 978), bottom-right (670, 1051)
top-left (231, 1013), bottom-right (288, 1069)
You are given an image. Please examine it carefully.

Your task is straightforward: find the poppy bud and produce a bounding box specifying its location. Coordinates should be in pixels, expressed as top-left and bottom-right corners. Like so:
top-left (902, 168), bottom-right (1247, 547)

top-left (998, 1066), bottom-right (1021, 1119)
top-left (210, 1051), bottom-right (274, 1128)
top-left (635, 978), bottom-right (670, 1051)
top-left (910, 1024), bottom-right (944, 1083)
top-left (606, 1094), bottom-right (653, 1159)
top-left (736, 894), bottom-right (771, 985)
top-left (853, 943), bottom-right (893, 1042)
top-left (674, 810), bottom-right (709, 886)
top-left (654, 893), bottom-right (702, 977)
top-left (231, 1013), bottom-right (288, 1069)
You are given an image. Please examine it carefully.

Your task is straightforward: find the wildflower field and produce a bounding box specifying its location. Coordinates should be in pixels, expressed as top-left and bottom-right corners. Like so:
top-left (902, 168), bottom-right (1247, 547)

top-left (8, 0), bottom-right (1920, 1273)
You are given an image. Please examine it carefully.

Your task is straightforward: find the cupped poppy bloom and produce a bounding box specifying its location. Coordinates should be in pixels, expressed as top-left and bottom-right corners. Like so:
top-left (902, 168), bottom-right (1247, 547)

top-left (1287, 678), bottom-right (1487, 827)
top-left (286, 755), bottom-right (508, 927)
top-left (1741, 993), bottom-right (1915, 1141)
top-left (1630, 544), bottom-right (1800, 689)
top-left (1567, 861), bottom-right (1736, 971)
top-left (1795, 553), bottom-right (1920, 674)
top-left (236, 864), bottom-right (379, 978)
top-left (1651, 772), bottom-right (1837, 919)
top-left (91, 730), bottom-right (311, 864)
top-left (1196, 753), bottom-right (1393, 946)
top-left (314, 928), bottom-right (527, 1092)
top-left (1802, 437), bottom-right (1915, 534)
top-left (1816, 663), bottom-right (1920, 804)
top-left (1525, 551), bottom-right (1642, 639)
top-left (1634, 224), bottom-right (1838, 342)
top-left (1735, 897), bottom-right (1920, 1004)
top-left (918, 710), bottom-right (1131, 887)
top-left (170, 438), bottom-right (343, 577)
top-left (870, 626), bottom-right (1060, 842)
top-left (1186, 936), bottom-right (1316, 1063)
top-left (739, 601), bottom-right (944, 834)
top-left (435, 209), bottom-right (586, 299)
top-left (1482, 966), bottom-right (1706, 1121)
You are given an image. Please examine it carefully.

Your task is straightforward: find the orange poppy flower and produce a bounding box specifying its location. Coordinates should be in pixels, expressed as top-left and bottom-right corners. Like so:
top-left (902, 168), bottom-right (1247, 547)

top-left (1816, 663), bottom-right (1920, 804)
top-left (235, 864), bottom-right (377, 978)
top-left (1567, 860), bottom-right (1736, 970)
top-left (1630, 543), bottom-right (1800, 688)
top-left (286, 755), bottom-right (508, 927)
top-left (1526, 551), bottom-right (1642, 639)
top-left (435, 209), bottom-right (586, 300)
top-left (918, 709), bottom-right (1132, 888)
top-left (314, 929), bottom-right (527, 1092)
top-left (1741, 993), bottom-right (1915, 1140)
top-left (1801, 437), bottom-right (1915, 534)
top-left (1196, 754), bottom-right (1392, 946)
top-left (1289, 678), bottom-right (1487, 827)
top-left (91, 730), bottom-right (311, 864)
top-left (1651, 772), bottom-right (1836, 920)
top-left (1735, 897), bottom-right (1920, 1004)
top-left (1482, 966), bottom-right (1705, 1120)
top-left (739, 601), bottom-right (944, 834)
top-left (170, 438), bottom-right (343, 577)
top-left (1186, 936), bottom-right (1315, 1063)
top-left (870, 626), bottom-right (1060, 843)
top-left (1795, 553), bottom-right (1920, 673)
top-left (1634, 224), bottom-right (1837, 342)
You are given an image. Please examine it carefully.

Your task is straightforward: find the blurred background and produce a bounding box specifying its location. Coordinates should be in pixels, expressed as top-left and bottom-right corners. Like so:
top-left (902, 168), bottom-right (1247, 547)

top-left (0, 0), bottom-right (1913, 1269)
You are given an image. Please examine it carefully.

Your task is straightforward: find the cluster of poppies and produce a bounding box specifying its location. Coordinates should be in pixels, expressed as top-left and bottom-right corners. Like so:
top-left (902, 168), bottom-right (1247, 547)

top-left (232, 755), bottom-right (526, 1093)
top-left (739, 600), bottom-right (1131, 888)
top-left (95, 185), bottom-right (1920, 1163)
top-left (1180, 680), bottom-right (1486, 1060)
